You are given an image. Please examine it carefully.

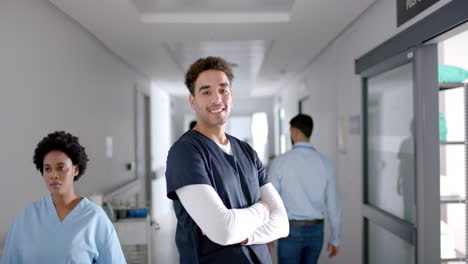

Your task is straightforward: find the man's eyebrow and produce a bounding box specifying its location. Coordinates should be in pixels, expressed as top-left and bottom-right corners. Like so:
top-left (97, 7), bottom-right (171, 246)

top-left (219, 82), bottom-right (229, 87)
top-left (198, 85), bottom-right (210, 91)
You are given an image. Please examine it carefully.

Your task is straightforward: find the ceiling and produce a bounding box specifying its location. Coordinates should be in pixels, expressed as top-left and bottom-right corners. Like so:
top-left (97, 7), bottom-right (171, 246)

top-left (49, 0), bottom-right (375, 97)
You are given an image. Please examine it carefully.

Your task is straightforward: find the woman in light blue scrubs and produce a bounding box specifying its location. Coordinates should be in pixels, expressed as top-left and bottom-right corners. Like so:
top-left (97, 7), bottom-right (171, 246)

top-left (1, 131), bottom-right (126, 264)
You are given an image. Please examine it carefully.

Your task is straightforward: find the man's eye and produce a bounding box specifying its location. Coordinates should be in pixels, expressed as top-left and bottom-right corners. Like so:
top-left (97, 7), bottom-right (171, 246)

top-left (202, 91), bottom-right (209, 95)
top-left (59, 167), bottom-right (66, 171)
top-left (44, 168), bottom-right (52, 172)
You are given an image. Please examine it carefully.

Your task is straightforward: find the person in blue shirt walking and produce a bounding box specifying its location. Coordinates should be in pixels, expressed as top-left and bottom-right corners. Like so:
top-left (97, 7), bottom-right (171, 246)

top-left (269, 114), bottom-right (342, 264)
top-left (1, 131), bottom-right (126, 264)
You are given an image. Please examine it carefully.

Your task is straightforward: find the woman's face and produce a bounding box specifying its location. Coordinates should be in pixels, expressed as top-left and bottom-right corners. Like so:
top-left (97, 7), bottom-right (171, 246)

top-left (42, 150), bottom-right (79, 196)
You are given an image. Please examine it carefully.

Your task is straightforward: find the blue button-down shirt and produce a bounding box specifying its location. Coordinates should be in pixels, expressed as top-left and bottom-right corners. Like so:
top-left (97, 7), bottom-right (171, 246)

top-left (269, 142), bottom-right (342, 246)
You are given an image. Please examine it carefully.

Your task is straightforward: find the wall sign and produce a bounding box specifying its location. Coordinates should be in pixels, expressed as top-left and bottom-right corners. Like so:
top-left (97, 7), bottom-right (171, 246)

top-left (397, 0), bottom-right (440, 26)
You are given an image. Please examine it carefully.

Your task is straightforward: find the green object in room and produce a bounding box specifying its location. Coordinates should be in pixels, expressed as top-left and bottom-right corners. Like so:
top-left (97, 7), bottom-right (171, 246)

top-left (438, 64), bottom-right (468, 83)
top-left (439, 112), bottom-right (447, 142)
top-left (126, 163), bottom-right (132, 171)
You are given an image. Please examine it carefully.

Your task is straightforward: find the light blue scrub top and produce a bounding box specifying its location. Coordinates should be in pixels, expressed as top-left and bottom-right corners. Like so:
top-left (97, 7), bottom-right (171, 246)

top-left (1, 194), bottom-right (126, 264)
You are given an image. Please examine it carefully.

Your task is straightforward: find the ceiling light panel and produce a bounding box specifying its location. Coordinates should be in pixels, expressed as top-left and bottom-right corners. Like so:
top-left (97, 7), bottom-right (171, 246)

top-left (164, 40), bottom-right (273, 95)
top-left (133, 0), bottom-right (294, 13)
top-left (133, 0), bottom-right (294, 23)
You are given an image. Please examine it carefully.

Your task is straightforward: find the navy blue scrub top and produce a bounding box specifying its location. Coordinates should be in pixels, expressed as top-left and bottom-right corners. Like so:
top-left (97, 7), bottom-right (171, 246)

top-left (166, 130), bottom-right (271, 264)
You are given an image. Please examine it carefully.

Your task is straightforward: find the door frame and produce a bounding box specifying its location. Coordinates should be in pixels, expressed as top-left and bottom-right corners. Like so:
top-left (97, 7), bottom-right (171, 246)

top-left (356, 1), bottom-right (468, 263)
top-left (356, 0), bottom-right (468, 74)
top-left (360, 45), bottom-right (439, 263)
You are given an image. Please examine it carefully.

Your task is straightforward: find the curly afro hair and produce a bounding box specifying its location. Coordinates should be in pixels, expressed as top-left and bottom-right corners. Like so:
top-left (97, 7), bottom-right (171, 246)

top-left (33, 131), bottom-right (89, 181)
top-left (185, 56), bottom-right (234, 95)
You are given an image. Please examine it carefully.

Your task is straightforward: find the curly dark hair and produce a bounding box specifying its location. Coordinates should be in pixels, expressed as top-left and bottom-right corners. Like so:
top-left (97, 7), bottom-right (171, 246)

top-left (185, 56), bottom-right (234, 95)
top-left (33, 131), bottom-right (89, 181)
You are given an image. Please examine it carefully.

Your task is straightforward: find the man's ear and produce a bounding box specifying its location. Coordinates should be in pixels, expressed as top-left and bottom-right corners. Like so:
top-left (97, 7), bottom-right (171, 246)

top-left (290, 127), bottom-right (298, 140)
top-left (189, 94), bottom-right (195, 110)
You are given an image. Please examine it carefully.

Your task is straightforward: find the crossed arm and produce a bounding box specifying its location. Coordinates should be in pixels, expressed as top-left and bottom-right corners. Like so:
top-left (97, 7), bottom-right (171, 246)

top-left (175, 182), bottom-right (289, 246)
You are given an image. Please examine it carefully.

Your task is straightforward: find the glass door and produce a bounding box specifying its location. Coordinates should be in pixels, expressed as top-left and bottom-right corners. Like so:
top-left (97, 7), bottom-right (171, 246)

top-left (361, 45), bottom-right (440, 264)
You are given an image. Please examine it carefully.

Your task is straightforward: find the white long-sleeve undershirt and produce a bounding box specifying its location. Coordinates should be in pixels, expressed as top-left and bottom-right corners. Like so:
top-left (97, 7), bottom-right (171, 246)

top-left (176, 183), bottom-right (289, 246)
top-left (245, 183), bottom-right (289, 245)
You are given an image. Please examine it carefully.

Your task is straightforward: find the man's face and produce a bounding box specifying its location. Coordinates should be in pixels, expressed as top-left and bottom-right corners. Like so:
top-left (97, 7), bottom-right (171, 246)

top-left (190, 70), bottom-right (232, 128)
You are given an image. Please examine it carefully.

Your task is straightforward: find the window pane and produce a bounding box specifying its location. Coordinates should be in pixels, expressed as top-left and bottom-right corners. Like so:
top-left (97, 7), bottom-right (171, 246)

top-left (367, 220), bottom-right (415, 264)
top-left (367, 63), bottom-right (415, 223)
top-left (252, 112), bottom-right (269, 164)
top-left (440, 145), bottom-right (466, 199)
top-left (439, 87), bottom-right (465, 142)
top-left (441, 203), bottom-right (467, 260)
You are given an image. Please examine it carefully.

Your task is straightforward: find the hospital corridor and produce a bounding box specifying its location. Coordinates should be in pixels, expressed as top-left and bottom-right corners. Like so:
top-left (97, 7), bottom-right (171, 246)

top-left (1, 0), bottom-right (468, 263)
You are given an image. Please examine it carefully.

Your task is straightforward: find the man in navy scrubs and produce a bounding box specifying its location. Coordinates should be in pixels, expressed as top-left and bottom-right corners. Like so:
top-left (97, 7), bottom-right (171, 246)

top-left (166, 56), bottom-right (289, 264)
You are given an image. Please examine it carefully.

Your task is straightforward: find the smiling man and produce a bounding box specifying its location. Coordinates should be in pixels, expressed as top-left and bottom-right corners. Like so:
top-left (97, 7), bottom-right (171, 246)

top-left (165, 56), bottom-right (289, 264)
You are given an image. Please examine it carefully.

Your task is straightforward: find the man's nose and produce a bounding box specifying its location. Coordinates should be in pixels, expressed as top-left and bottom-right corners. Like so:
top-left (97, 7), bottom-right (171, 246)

top-left (211, 92), bottom-right (222, 104)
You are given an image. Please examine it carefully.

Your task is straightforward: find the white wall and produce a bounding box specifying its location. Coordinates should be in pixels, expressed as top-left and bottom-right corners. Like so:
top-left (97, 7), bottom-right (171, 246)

top-left (443, 30), bottom-right (468, 70)
top-left (0, 0), bottom-right (149, 248)
top-left (277, 81), bottom-right (307, 151)
top-left (151, 84), bottom-right (172, 173)
top-left (171, 96), bottom-right (190, 143)
top-left (150, 83), bottom-right (173, 220)
top-left (150, 84), bottom-right (179, 263)
top-left (277, 0), bottom-right (453, 263)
